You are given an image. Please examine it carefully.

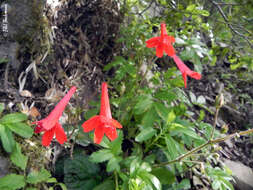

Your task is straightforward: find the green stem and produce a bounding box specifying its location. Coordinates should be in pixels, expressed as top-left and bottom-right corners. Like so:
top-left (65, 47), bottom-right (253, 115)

top-left (144, 130), bottom-right (162, 152)
top-left (114, 171), bottom-right (119, 190)
top-left (154, 128), bottom-right (253, 167)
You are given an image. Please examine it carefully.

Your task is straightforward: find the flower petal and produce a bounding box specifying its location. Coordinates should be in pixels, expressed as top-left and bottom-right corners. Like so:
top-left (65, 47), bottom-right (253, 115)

top-left (172, 55), bottom-right (201, 88)
top-left (156, 44), bottom-right (163, 58)
top-left (146, 37), bottom-right (160, 48)
top-left (164, 44), bottom-right (175, 56)
top-left (161, 23), bottom-right (167, 36)
top-left (42, 128), bottom-right (55, 147)
top-left (100, 83), bottom-right (112, 118)
top-left (42, 86), bottom-right (76, 130)
top-left (188, 71), bottom-right (202, 80)
top-left (182, 72), bottom-right (187, 88)
top-left (82, 115), bottom-right (101, 132)
top-left (104, 125), bottom-right (117, 141)
top-left (55, 122), bottom-right (67, 145)
top-left (94, 125), bottom-right (104, 144)
top-left (110, 119), bottom-right (123, 129)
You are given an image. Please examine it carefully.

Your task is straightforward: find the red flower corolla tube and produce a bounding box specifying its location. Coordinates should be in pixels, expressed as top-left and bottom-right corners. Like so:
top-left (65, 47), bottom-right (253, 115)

top-left (82, 82), bottom-right (122, 144)
top-left (146, 23), bottom-right (176, 57)
top-left (171, 54), bottom-right (201, 88)
top-left (33, 86), bottom-right (76, 146)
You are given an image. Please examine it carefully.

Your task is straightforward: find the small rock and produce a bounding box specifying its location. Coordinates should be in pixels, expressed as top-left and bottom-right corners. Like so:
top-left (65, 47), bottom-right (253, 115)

top-left (224, 159), bottom-right (253, 190)
top-left (224, 139), bottom-right (233, 148)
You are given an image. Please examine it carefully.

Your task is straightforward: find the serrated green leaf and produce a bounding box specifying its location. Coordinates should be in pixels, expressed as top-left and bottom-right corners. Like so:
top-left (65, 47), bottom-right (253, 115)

top-left (10, 143), bottom-right (28, 170)
top-left (171, 123), bottom-right (203, 140)
top-left (0, 113), bottom-right (27, 124)
top-left (0, 125), bottom-right (15, 153)
top-left (151, 167), bottom-right (176, 185)
top-left (93, 179), bottom-right (114, 190)
top-left (165, 135), bottom-right (178, 160)
top-left (134, 95), bottom-right (153, 115)
top-left (141, 107), bottom-right (158, 128)
top-left (106, 156), bottom-right (121, 172)
top-left (90, 149), bottom-right (114, 163)
top-left (6, 122), bottom-right (33, 138)
top-left (135, 127), bottom-right (156, 142)
top-left (26, 168), bottom-right (51, 184)
top-left (154, 102), bottom-right (169, 122)
top-left (0, 174), bottom-right (25, 190)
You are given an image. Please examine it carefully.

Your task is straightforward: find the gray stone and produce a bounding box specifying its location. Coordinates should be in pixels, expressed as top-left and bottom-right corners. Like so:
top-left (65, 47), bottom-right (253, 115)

top-left (224, 159), bottom-right (253, 190)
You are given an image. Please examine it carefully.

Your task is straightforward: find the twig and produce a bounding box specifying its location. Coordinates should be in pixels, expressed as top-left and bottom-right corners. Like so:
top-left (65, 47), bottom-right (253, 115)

top-left (210, 106), bottom-right (219, 140)
top-left (211, 0), bottom-right (253, 48)
top-left (154, 128), bottom-right (253, 167)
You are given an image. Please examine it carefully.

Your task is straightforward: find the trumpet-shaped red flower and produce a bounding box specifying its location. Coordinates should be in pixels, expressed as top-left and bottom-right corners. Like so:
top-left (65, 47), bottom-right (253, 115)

top-left (146, 23), bottom-right (176, 57)
top-left (33, 86), bottom-right (76, 146)
top-left (82, 82), bottom-right (122, 144)
top-left (171, 54), bottom-right (201, 88)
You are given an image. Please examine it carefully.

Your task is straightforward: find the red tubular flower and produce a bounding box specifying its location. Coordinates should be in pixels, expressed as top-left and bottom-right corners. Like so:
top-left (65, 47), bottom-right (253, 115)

top-left (33, 86), bottom-right (76, 146)
top-left (82, 82), bottom-right (122, 144)
top-left (171, 54), bottom-right (202, 88)
top-left (146, 23), bottom-right (176, 57)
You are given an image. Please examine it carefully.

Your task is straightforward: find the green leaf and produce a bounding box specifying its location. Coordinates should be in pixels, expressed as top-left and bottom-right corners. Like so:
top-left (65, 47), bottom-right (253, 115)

top-left (6, 122), bottom-right (33, 138)
top-left (0, 125), bottom-right (15, 153)
top-left (10, 143), bottom-right (28, 170)
top-left (165, 135), bottom-right (178, 160)
top-left (154, 102), bottom-right (169, 122)
top-left (135, 127), bottom-right (156, 142)
top-left (186, 4), bottom-right (196, 12)
top-left (26, 188), bottom-right (37, 190)
top-left (64, 152), bottom-right (101, 190)
top-left (26, 168), bottom-right (51, 184)
top-left (167, 111), bottom-right (176, 124)
top-left (47, 177), bottom-right (57, 183)
top-left (134, 95), bottom-right (153, 115)
top-left (84, 108), bottom-right (99, 120)
top-left (151, 167), bottom-right (176, 185)
top-left (106, 156), bottom-right (121, 172)
top-left (0, 113), bottom-right (27, 124)
top-left (90, 149), bottom-right (114, 163)
top-left (141, 108), bottom-right (158, 128)
top-left (219, 178), bottom-right (234, 190)
top-left (0, 174), bottom-right (25, 190)
top-left (176, 179), bottom-right (191, 189)
top-left (58, 183), bottom-right (68, 190)
top-left (0, 57), bottom-right (8, 64)
top-left (145, 173), bottom-right (161, 190)
top-left (171, 123), bottom-right (203, 140)
top-left (109, 131), bottom-right (123, 155)
top-left (93, 179), bottom-right (114, 190)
